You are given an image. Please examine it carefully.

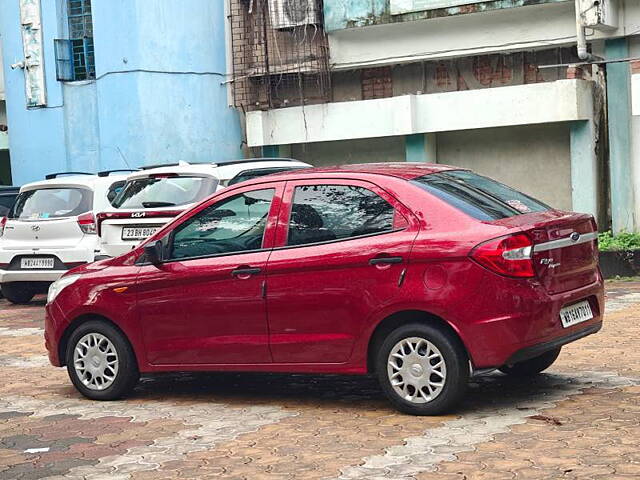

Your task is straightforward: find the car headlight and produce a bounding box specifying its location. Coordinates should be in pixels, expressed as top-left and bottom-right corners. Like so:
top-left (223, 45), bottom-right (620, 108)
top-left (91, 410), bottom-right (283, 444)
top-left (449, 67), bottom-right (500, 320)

top-left (47, 274), bottom-right (81, 304)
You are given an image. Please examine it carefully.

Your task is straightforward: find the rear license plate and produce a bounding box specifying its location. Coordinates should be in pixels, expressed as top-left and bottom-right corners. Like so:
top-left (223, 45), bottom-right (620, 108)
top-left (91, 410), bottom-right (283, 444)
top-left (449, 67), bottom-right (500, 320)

top-left (559, 300), bottom-right (593, 328)
top-left (121, 226), bottom-right (161, 241)
top-left (21, 257), bottom-right (55, 269)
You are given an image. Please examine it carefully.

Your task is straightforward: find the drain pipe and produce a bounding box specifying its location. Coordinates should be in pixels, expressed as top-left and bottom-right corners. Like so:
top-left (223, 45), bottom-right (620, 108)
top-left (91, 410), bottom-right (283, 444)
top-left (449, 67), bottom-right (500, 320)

top-left (575, 0), bottom-right (597, 61)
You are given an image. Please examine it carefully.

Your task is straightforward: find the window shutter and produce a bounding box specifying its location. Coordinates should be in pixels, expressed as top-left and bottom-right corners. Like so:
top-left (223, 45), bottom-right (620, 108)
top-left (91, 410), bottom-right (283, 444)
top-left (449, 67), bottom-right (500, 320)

top-left (54, 39), bottom-right (74, 81)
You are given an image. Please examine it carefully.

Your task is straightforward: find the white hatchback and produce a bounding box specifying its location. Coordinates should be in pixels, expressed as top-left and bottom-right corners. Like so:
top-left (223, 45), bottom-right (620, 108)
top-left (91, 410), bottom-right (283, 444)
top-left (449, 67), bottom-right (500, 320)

top-left (0, 171), bottom-right (132, 303)
top-left (97, 158), bottom-right (311, 258)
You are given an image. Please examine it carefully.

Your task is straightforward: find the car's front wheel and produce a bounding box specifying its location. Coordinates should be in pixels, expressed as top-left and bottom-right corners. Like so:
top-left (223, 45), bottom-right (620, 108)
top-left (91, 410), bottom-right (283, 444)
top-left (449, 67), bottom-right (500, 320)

top-left (66, 320), bottom-right (139, 400)
top-left (1, 282), bottom-right (36, 304)
top-left (499, 347), bottom-right (561, 377)
top-left (376, 323), bottom-right (469, 415)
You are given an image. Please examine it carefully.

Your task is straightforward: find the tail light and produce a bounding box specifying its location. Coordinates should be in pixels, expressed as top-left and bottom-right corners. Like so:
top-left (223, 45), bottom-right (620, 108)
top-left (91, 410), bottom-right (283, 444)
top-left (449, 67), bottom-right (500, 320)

top-left (0, 216), bottom-right (6, 237)
top-left (470, 233), bottom-right (535, 278)
top-left (77, 212), bottom-right (97, 234)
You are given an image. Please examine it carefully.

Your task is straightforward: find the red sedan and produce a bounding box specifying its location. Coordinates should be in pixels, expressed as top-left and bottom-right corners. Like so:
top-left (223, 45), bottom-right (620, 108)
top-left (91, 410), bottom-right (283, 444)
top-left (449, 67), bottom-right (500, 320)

top-left (45, 163), bottom-right (603, 415)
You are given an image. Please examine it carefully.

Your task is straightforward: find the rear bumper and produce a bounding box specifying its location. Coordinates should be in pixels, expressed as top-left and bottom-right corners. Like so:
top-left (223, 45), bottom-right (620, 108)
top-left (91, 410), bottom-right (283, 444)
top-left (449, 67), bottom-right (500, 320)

top-left (0, 269), bottom-right (66, 283)
top-left (462, 275), bottom-right (605, 369)
top-left (505, 321), bottom-right (602, 365)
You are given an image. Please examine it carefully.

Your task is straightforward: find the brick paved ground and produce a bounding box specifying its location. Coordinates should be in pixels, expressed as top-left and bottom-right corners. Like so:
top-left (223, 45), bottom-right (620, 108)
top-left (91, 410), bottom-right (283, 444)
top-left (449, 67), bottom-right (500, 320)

top-left (0, 282), bottom-right (639, 479)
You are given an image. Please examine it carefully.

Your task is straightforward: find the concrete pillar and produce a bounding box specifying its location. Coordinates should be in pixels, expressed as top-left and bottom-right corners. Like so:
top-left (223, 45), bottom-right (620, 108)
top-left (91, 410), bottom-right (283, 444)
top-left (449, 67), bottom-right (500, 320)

top-left (405, 133), bottom-right (437, 163)
top-left (606, 38), bottom-right (635, 232)
top-left (569, 120), bottom-right (599, 219)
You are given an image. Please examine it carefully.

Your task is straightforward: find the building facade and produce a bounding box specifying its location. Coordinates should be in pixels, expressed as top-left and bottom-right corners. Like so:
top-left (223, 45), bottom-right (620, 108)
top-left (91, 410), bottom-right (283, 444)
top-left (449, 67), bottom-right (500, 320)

top-left (0, 40), bottom-right (10, 185)
top-left (0, 0), bottom-right (243, 186)
top-left (232, 0), bottom-right (640, 233)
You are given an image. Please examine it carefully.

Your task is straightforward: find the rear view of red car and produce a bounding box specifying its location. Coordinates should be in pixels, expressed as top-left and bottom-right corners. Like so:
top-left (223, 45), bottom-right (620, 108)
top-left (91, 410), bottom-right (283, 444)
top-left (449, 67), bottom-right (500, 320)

top-left (45, 163), bottom-right (603, 415)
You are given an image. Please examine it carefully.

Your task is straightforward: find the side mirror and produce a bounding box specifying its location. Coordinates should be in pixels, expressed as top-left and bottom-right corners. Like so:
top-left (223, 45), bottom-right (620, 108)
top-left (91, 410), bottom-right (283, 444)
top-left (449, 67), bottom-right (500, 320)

top-left (143, 240), bottom-right (163, 266)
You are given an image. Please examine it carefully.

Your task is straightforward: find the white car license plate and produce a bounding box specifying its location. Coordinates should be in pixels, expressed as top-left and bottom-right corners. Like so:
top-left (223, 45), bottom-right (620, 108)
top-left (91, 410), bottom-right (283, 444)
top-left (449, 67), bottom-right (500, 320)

top-left (21, 257), bottom-right (55, 269)
top-left (121, 226), bottom-right (160, 241)
top-left (559, 300), bottom-right (593, 328)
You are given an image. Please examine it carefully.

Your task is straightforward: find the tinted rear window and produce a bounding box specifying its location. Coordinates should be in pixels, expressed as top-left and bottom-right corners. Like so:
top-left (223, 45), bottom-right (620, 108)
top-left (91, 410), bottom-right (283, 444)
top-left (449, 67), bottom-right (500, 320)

top-left (10, 188), bottom-right (93, 220)
top-left (412, 171), bottom-right (549, 221)
top-left (112, 176), bottom-right (217, 209)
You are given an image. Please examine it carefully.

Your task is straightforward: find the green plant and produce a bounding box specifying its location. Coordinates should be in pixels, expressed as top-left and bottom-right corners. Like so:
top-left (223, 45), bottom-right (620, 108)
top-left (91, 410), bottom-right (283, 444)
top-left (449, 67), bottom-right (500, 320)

top-left (598, 231), bottom-right (640, 251)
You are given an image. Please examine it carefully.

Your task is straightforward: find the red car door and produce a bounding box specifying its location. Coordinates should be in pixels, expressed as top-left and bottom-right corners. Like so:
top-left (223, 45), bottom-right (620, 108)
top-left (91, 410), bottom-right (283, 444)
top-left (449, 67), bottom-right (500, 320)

top-left (137, 183), bottom-right (283, 365)
top-left (266, 179), bottom-right (420, 364)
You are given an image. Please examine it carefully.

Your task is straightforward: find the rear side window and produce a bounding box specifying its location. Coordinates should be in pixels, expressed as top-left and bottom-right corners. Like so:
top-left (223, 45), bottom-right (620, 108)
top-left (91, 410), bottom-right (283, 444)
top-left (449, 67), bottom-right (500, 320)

top-left (112, 176), bottom-right (218, 209)
top-left (287, 185), bottom-right (396, 247)
top-left (0, 195), bottom-right (17, 216)
top-left (412, 171), bottom-right (549, 221)
top-left (10, 188), bottom-right (93, 220)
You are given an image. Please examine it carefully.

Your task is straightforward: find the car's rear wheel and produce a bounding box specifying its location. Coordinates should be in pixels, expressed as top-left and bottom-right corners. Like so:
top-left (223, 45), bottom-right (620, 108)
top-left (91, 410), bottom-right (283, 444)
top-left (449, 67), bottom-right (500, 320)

top-left (499, 347), bottom-right (561, 377)
top-left (1, 282), bottom-right (36, 304)
top-left (65, 320), bottom-right (139, 400)
top-left (376, 323), bottom-right (469, 415)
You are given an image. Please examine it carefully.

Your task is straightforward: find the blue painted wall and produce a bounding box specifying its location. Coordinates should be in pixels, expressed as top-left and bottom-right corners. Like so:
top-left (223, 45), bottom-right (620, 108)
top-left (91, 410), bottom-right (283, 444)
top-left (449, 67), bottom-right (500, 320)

top-left (0, 0), bottom-right (242, 185)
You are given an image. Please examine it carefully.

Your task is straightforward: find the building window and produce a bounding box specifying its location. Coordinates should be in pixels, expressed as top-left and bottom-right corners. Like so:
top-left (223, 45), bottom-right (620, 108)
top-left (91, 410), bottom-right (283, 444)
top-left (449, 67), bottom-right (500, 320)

top-left (66, 0), bottom-right (95, 80)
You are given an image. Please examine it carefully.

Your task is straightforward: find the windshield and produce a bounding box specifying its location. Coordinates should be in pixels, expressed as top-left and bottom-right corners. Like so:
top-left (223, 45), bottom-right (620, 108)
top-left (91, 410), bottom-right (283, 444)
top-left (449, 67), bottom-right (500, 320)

top-left (412, 170), bottom-right (550, 221)
top-left (9, 188), bottom-right (93, 220)
top-left (112, 176), bottom-right (218, 209)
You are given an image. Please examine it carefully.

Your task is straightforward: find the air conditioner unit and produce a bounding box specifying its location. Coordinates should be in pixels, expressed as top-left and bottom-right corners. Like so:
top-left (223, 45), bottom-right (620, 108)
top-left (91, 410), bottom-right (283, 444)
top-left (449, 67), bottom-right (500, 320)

top-left (269, 0), bottom-right (320, 30)
top-left (579, 0), bottom-right (618, 31)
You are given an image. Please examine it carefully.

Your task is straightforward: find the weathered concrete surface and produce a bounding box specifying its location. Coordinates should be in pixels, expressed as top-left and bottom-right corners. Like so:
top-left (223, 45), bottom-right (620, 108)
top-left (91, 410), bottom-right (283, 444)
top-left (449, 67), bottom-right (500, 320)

top-left (0, 281), bottom-right (638, 479)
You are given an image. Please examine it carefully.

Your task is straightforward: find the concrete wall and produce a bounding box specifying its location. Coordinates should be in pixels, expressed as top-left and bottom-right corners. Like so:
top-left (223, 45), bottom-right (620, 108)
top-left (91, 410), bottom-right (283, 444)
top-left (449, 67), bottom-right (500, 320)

top-left (326, 1), bottom-right (640, 70)
top-left (0, 0), bottom-right (242, 185)
top-left (291, 136), bottom-right (405, 166)
top-left (438, 124), bottom-right (572, 210)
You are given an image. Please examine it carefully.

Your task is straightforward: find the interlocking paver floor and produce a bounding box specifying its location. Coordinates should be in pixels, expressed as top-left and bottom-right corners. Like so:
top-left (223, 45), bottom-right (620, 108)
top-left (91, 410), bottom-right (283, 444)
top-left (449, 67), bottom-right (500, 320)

top-left (0, 282), bottom-right (639, 479)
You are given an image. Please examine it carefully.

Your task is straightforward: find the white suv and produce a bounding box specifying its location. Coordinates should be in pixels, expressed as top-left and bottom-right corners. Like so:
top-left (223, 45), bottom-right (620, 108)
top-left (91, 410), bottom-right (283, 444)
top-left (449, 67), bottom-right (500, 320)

top-left (97, 158), bottom-right (310, 258)
top-left (0, 171), bottom-right (133, 303)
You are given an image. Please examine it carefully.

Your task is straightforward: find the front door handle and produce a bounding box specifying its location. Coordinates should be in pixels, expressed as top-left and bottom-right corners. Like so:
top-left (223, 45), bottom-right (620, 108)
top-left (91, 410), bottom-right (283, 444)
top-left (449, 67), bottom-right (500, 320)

top-left (369, 256), bottom-right (403, 266)
top-left (231, 267), bottom-right (262, 277)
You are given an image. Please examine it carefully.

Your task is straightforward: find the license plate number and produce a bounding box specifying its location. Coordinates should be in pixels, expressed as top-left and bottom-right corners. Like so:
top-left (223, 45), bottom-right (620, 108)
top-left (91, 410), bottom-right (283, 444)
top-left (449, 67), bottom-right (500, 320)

top-left (559, 300), bottom-right (593, 328)
top-left (121, 226), bottom-right (160, 241)
top-left (21, 257), bottom-right (55, 269)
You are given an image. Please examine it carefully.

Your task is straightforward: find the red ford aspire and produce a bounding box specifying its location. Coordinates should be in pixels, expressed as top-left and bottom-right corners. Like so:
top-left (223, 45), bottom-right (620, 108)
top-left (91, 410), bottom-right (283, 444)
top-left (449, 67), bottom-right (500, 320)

top-left (45, 163), bottom-right (603, 415)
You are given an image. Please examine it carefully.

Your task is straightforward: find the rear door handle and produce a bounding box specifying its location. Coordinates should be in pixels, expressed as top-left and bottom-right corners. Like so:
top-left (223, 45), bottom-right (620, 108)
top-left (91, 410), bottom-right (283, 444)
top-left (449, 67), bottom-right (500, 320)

top-left (231, 267), bottom-right (262, 277)
top-left (369, 256), bottom-right (403, 266)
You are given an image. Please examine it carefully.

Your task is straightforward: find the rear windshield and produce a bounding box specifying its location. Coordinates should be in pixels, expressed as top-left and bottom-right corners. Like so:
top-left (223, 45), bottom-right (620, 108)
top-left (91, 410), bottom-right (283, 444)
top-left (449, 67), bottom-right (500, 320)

top-left (226, 166), bottom-right (308, 187)
top-left (412, 170), bottom-right (550, 221)
top-left (112, 176), bottom-right (217, 209)
top-left (9, 188), bottom-right (93, 220)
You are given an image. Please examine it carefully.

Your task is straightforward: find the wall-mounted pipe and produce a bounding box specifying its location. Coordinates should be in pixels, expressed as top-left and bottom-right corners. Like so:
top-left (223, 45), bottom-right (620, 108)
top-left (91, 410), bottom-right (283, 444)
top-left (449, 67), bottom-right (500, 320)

top-left (575, 0), bottom-right (597, 61)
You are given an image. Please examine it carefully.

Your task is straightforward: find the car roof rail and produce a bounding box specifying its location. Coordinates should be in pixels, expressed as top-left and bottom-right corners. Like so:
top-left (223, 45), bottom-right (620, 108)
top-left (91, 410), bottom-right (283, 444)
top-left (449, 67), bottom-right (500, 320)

top-left (212, 157), bottom-right (301, 167)
top-left (97, 169), bottom-right (140, 177)
top-left (45, 171), bottom-right (94, 180)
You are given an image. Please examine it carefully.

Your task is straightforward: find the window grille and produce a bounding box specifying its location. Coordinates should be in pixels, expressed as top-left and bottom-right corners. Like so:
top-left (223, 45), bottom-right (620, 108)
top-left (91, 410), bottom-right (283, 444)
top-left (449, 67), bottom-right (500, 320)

top-left (64, 0), bottom-right (95, 81)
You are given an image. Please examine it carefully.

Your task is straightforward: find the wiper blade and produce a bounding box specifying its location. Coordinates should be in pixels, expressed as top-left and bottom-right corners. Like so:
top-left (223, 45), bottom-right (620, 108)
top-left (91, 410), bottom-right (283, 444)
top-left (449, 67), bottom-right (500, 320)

top-left (141, 201), bottom-right (177, 208)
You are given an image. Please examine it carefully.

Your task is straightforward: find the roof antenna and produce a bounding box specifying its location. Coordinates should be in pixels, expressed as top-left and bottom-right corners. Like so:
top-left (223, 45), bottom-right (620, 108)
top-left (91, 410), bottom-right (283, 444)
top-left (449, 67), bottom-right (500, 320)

top-left (116, 146), bottom-right (134, 170)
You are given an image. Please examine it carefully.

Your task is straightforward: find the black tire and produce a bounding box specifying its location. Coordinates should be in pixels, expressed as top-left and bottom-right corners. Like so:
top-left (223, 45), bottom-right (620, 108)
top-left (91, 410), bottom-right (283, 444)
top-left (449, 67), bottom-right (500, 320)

top-left (376, 323), bottom-right (469, 416)
top-left (65, 320), bottom-right (139, 400)
top-left (1, 282), bottom-right (36, 304)
top-left (499, 347), bottom-right (561, 377)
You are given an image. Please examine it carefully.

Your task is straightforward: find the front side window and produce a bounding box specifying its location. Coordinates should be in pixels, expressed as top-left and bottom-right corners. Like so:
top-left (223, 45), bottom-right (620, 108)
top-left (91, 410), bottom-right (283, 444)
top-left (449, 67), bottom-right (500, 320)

top-left (10, 188), bottom-right (93, 220)
top-left (171, 189), bottom-right (275, 259)
top-left (112, 176), bottom-right (218, 209)
top-left (287, 185), bottom-right (396, 247)
top-left (412, 171), bottom-right (550, 221)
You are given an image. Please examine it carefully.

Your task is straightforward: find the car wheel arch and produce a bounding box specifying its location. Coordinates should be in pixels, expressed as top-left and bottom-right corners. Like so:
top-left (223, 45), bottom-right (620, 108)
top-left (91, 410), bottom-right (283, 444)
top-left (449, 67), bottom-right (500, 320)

top-left (366, 309), bottom-right (470, 374)
top-left (58, 314), bottom-right (139, 369)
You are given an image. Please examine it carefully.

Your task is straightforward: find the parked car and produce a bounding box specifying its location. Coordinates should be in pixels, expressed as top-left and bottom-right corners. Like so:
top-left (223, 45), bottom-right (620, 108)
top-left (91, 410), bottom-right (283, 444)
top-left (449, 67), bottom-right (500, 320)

top-left (0, 171), bottom-right (133, 304)
top-left (0, 186), bottom-right (20, 218)
top-left (97, 158), bottom-right (311, 258)
top-left (45, 163), bottom-right (602, 415)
